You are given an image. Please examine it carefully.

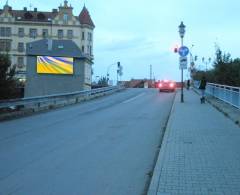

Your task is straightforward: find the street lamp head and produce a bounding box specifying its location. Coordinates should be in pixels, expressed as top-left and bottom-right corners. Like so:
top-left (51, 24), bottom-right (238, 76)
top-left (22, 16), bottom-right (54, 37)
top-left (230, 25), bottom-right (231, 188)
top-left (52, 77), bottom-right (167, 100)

top-left (178, 21), bottom-right (186, 38)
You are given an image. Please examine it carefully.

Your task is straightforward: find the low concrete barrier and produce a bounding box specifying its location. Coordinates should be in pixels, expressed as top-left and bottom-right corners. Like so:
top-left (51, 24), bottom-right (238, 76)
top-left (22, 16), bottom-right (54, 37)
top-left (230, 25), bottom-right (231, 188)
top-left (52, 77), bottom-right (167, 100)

top-left (0, 86), bottom-right (124, 120)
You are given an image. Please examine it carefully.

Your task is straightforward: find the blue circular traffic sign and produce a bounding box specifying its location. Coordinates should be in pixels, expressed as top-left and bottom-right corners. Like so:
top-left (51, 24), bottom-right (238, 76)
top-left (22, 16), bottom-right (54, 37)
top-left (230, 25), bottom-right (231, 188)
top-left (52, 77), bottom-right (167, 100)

top-left (178, 46), bottom-right (189, 57)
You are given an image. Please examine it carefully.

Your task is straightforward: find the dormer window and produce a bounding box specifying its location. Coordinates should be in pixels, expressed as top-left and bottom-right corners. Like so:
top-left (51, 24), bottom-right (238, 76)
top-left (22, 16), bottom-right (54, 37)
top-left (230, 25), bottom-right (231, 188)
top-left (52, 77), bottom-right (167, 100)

top-left (37, 13), bottom-right (45, 20)
top-left (24, 12), bottom-right (33, 20)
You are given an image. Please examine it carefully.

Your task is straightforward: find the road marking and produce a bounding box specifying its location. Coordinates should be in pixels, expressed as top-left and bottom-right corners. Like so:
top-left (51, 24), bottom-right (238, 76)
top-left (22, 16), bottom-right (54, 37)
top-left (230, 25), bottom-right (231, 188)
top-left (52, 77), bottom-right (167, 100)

top-left (122, 93), bottom-right (145, 104)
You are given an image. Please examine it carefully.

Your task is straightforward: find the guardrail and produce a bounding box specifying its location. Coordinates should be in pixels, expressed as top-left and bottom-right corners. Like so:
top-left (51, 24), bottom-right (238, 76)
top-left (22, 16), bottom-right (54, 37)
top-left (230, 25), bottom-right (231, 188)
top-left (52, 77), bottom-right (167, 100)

top-left (0, 85), bottom-right (124, 111)
top-left (193, 81), bottom-right (240, 109)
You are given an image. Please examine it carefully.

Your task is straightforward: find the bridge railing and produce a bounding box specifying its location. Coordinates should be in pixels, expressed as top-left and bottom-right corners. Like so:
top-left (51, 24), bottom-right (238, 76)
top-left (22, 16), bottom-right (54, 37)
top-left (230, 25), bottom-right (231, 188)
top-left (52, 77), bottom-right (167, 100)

top-left (0, 85), bottom-right (124, 111)
top-left (193, 81), bottom-right (240, 109)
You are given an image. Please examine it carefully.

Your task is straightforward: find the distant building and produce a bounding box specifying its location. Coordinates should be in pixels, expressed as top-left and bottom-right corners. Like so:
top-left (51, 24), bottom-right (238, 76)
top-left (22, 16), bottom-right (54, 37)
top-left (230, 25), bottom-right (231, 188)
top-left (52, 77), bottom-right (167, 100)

top-left (25, 39), bottom-right (92, 97)
top-left (124, 79), bottom-right (154, 88)
top-left (0, 0), bottom-right (95, 81)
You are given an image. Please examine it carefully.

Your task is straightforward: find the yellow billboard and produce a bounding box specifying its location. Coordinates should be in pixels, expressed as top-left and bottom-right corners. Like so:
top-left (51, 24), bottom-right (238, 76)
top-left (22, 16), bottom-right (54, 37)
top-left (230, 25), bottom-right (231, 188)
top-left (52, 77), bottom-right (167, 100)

top-left (37, 56), bottom-right (73, 74)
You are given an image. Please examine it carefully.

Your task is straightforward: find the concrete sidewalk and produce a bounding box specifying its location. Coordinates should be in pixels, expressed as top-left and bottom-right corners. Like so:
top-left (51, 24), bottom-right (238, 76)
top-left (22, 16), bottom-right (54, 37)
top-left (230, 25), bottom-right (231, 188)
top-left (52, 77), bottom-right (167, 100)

top-left (148, 89), bottom-right (240, 195)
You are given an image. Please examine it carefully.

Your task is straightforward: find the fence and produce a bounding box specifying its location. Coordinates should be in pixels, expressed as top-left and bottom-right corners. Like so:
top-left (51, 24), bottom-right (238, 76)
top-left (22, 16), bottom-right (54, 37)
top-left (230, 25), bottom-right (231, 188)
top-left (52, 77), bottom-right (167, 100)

top-left (193, 81), bottom-right (240, 109)
top-left (0, 85), bottom-right (124, 112)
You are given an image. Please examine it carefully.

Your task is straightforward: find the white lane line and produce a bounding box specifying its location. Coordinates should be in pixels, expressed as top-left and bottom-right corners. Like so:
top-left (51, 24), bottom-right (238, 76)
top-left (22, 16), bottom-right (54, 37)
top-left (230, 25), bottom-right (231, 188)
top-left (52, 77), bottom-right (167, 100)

top-left (122, 93), bottom-right (145, 104)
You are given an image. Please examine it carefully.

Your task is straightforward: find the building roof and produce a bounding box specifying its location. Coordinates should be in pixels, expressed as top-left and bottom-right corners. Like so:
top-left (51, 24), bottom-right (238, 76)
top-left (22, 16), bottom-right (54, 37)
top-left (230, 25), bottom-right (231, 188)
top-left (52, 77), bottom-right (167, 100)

top-left (6, 10), bottom-right (58, 22)
top-left (26, 39), bottom-right (84, 58)
top-left (0, 4), bottom-right (94, 25)
top-left (79, 6), bottom-right (95, 28)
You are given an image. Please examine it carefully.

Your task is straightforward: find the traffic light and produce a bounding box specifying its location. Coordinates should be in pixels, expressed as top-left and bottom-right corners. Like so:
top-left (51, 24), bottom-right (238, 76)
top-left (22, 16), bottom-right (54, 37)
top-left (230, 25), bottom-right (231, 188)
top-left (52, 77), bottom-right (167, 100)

top-left (174, 46), bottom-right (178, 53)
top-left (117, 62), bottom-right (123, 76)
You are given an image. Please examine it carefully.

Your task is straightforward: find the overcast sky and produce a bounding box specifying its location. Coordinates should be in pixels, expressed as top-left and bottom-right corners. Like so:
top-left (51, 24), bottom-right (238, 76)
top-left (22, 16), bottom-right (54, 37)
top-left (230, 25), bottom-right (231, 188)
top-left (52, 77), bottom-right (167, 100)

top-left (2, 0), bottom-right (240, 81)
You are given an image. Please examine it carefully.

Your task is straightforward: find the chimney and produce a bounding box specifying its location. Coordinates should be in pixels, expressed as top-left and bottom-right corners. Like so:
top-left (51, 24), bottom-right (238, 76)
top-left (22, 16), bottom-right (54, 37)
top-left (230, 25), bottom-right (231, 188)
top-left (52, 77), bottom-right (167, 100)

top-left (34, 8), bottom-right (37, 12)
top-left (52, 9), bottom-right (57, 13)
top-left (23, 7), bottom-right (27, 11)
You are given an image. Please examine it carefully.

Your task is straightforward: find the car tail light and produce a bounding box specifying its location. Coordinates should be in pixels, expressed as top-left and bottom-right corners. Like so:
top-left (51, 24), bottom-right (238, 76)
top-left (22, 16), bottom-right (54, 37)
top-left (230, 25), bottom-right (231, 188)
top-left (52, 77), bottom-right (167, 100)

top-left (158, 83), bottom-right (162, 87)
top-left (169, 83), bottom-right (174, 88)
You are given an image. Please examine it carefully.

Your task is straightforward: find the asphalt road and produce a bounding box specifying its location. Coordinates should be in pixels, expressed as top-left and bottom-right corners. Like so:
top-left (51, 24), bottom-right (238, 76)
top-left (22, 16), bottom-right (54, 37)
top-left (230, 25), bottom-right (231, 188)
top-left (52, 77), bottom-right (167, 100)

top-left (0, 88), bottom-right (175, 195)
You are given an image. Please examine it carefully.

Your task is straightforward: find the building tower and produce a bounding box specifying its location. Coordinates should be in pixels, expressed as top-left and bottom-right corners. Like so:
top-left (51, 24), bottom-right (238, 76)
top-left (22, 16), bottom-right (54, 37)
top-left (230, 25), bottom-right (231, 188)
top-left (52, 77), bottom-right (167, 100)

top-left (79, 5), bottom-right (95, 58)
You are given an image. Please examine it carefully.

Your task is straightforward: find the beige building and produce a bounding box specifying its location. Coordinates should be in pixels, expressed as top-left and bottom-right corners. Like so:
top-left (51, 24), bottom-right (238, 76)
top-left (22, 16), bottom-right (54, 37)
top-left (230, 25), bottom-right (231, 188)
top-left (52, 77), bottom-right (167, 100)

top-left (0, 0), bottom-right (95, 81)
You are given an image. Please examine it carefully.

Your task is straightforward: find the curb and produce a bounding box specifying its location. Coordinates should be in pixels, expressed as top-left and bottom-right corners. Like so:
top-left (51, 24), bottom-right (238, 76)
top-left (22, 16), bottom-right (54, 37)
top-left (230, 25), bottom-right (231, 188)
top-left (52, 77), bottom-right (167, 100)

top-left (147, 91), bottom-right (178, 195)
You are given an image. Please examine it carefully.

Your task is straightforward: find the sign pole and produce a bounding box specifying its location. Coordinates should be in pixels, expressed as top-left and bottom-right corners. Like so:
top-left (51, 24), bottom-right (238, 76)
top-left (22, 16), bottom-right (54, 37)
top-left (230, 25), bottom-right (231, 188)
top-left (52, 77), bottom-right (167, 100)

top-left (181, 37), bottom-right (184, 103)
top-left (178, 22), bottom-right (187, 103)
top-left (181, 67), bottom-right (184, 102)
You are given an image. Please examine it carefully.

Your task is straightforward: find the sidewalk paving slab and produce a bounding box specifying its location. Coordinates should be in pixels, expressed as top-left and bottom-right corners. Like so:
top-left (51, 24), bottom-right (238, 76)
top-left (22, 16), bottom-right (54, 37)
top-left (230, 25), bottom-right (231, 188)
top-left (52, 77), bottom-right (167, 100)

top-left (148, 89), bottom-right (240, 195)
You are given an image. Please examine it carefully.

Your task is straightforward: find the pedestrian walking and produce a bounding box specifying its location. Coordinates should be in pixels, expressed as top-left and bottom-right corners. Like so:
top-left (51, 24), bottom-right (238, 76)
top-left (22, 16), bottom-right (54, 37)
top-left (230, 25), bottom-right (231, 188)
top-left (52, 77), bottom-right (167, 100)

top-left (199, 76), bottom-right (207, 103)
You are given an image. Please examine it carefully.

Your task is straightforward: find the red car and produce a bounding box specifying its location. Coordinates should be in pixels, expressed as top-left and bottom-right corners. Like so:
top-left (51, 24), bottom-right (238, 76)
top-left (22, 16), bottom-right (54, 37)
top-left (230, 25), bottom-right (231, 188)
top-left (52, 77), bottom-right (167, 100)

top-left (157, 80), bottom-right (176, 92)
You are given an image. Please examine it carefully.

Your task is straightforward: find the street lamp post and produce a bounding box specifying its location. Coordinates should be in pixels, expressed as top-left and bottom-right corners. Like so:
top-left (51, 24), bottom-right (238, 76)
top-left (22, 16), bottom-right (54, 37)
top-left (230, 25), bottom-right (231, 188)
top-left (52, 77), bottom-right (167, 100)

top-left (179, 21), bottom-right (186, 103)
top-left (189, 44), bottom-right (194, 79)
top-left (202, 57), bottom-right (211, 72)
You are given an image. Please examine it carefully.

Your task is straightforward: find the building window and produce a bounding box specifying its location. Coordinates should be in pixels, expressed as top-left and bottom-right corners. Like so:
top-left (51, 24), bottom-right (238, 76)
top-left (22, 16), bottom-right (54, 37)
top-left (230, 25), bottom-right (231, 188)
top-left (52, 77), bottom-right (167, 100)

top-left (82, 32), bottom-right (85, 40)
top-left (67, 30), bottom-right (73, 39)
top-left (6, 27), bottom-right (11, 37)
top-left (29, 29), bottom-right (37, 38)
top-left (17, 56), bottom-right (24, 66)
top-left (58, 29), bottom-right (63, 39)
top-left (0, 39), bottom-right (11, 51)
top-left (63, 14), bottom-right (68, 23)
top-left (0, 27), bottom-right (11, 37)
top-left (18, 28), bottom-right (24, 37)
top-left (6, 40), bottom-right (11, 51)
top-left (42, 29), bottom-right (48, 38)
top-left (90, 46), bottom-right (92, 55)
top-left (0, 40), bottom-right (5, 51)
top-left (18, 42), bottom-right (24, 52)
top-left (87, 32), bottom-right (92, 41)
top-left (82, 46), bottom-right (84, 53)
top-left (0, 27), bottom-right (5, 37)
top-left (87, 45), bottom-right (90, 54)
